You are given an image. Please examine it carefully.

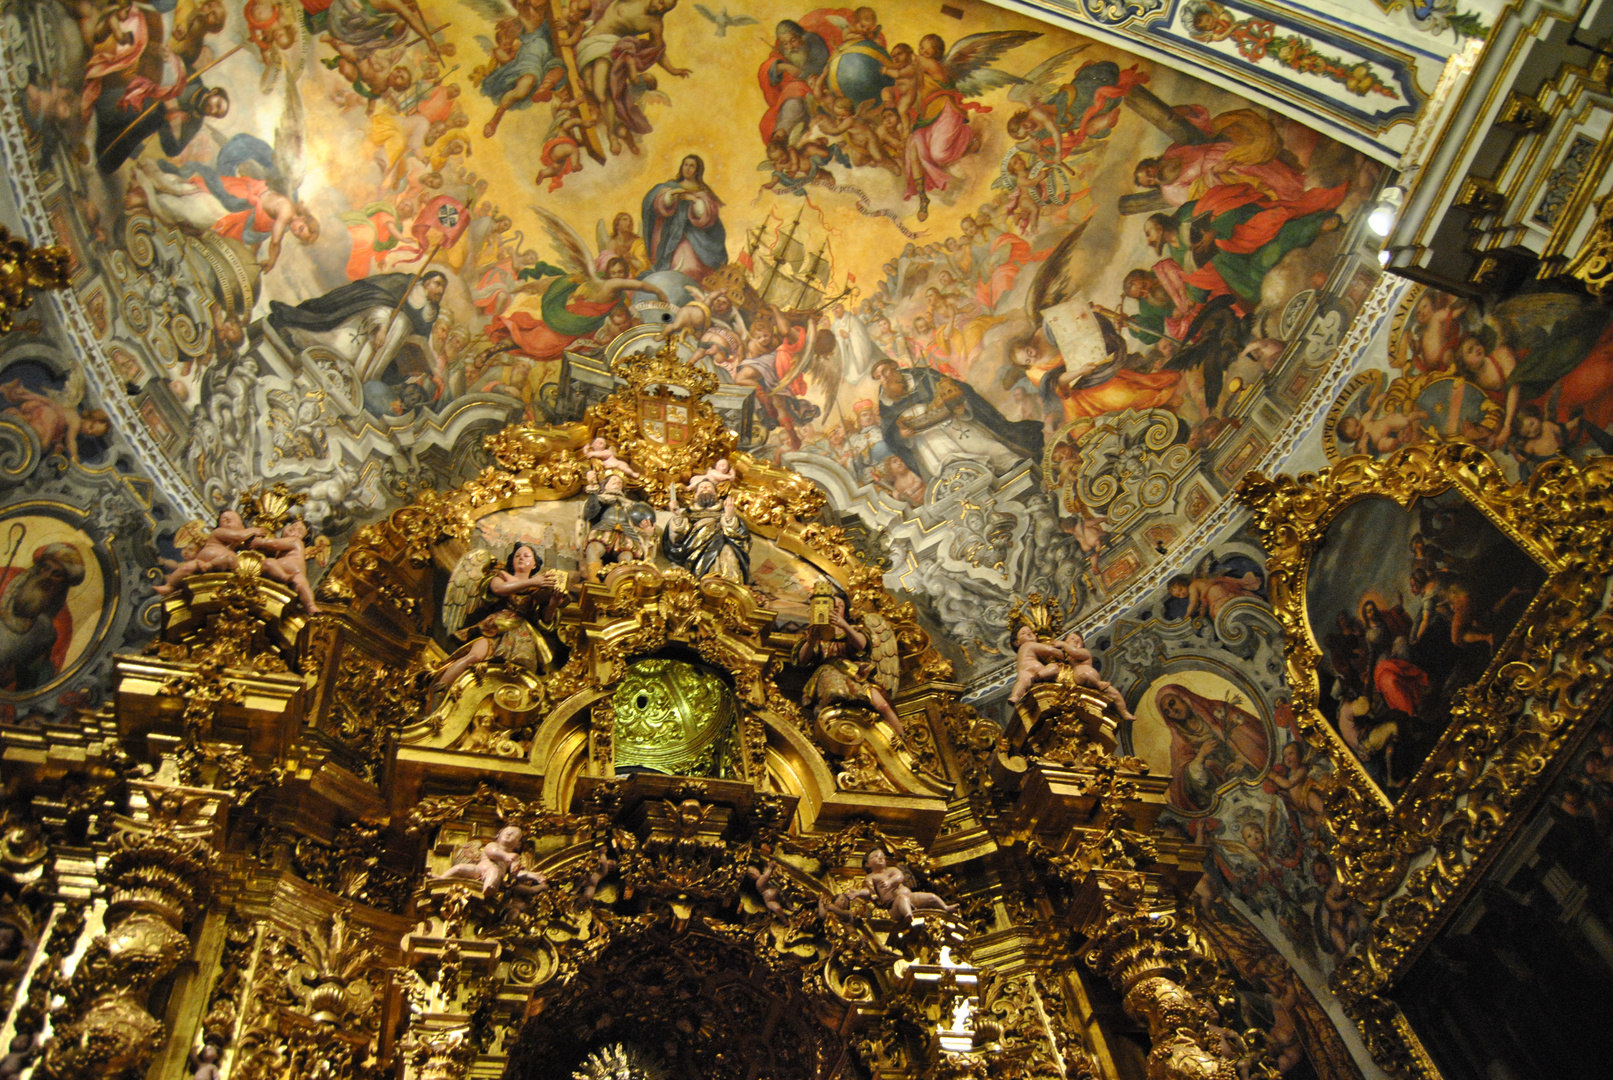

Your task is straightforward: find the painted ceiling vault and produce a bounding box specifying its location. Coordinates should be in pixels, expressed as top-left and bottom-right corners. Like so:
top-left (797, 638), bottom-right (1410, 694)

top-left (2, 0), bottom-right (1395, 676)
top-left (11, 2), bottom-right (1613, 1080)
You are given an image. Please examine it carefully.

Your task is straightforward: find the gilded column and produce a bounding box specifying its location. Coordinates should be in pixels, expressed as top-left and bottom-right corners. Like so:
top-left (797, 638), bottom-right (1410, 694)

top-left (36, 783), bottom-right (225, 1080)
top-left (1084, 874), bottom-right (1258, 1080)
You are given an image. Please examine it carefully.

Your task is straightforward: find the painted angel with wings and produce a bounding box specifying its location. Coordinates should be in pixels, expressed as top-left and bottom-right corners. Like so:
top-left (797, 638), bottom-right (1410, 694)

top-left (491, 206), bottom-right (667, 363)
top-left (1005, 45), bottom-right (1142, 162)
top-left (897, 30), bottom-right (1040, 218)
top-left (465, 0), bottom-right (574, 138)
top-left (0, 369), bottom-right (110, 465)
top-left (429, 542), bottom-right (569, 692)
top-left (134, 82), bottom-right (317, 273)
top-left (791, 589), bottom-right (903, 735)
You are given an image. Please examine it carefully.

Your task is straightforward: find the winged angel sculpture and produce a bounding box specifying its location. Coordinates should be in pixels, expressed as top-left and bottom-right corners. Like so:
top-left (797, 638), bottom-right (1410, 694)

top-left (429, 542), bottom-right (568, 693)
top-left (792, 590), bottom-right (903, 735)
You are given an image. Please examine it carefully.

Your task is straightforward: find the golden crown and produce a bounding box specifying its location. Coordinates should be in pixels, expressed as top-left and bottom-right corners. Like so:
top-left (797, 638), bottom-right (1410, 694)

top-left (1008, 593), bottom-right (1063, 641)
top-left (612, 338), bottom-right (718, 400)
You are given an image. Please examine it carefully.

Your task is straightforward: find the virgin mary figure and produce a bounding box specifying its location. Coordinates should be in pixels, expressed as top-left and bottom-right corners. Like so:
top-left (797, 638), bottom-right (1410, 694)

top-left (1154, 683), bottom-right (1270, 813)
top-left (642, 154), bottom-right (727, 282)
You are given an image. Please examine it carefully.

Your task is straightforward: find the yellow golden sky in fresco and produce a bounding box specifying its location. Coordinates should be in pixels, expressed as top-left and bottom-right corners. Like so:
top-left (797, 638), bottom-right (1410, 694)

top-left (255, 0), bottom-right (1274, 305)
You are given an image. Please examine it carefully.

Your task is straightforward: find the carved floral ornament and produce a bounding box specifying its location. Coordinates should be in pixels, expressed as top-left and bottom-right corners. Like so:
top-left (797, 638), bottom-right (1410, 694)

top-left (1236, 442), bottom-right (1613, 1077)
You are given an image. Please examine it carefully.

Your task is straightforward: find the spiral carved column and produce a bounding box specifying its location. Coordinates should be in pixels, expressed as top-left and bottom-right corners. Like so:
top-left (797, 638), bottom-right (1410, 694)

top-left (36, 784), bottom-right (224, 1080)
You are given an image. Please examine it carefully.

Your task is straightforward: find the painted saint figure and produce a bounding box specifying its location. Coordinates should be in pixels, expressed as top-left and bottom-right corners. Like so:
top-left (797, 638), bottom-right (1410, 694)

top-left (267, 271), bottom-right (448, 387)
top-left (642, 154), bottom-right (727, 281)
top-left (0, 541), bottom-right (87, 693)
top-left (1156, 683), bottom-right (1269, 812)
top-left (873, 358), bottom-right (1041, 481)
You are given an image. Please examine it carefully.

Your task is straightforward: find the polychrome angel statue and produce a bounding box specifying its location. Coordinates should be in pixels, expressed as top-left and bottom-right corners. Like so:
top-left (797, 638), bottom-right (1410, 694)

top-left (792, 589), bottom-right (903, 734)
top-left (430, 542), bottom-right (568, 691)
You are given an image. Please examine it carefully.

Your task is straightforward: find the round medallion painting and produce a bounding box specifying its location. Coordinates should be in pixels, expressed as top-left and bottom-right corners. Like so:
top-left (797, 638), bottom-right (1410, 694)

top-left (1129, 668), bottom-right (1272, 817)
top-left (0, 511), bottom-right (110, 698)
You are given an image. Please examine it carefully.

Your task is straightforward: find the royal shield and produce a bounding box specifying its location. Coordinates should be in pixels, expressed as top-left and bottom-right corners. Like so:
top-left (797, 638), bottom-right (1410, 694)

top-left (638, 390), bottom-right (692, 448)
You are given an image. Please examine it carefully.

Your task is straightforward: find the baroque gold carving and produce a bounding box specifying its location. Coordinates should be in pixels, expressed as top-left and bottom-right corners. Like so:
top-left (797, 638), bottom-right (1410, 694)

top-left (0, 228), bottom-right (70, 334)
top-left (1566, 191), bottom-right (1613, 296)
top-left (38, 792), bottom-right (221, 1080)
top-left (1237, 443), bottom-right (1613, 1076)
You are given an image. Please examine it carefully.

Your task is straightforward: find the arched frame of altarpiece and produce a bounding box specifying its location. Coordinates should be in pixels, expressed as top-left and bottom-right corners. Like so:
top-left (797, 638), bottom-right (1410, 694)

top-left (295, 346), bottom-right (1014, 1080)
top-left (309, 341), bottom-right (961, 831)
top-left (1237, 443), bottom-right (1613, 1080)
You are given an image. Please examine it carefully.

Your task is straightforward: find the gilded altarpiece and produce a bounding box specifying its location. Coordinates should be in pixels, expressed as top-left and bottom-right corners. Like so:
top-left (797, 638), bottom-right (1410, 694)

top-left (1237, 443), bottom-right (1613, 1078)
top-left (0, 345), bottom-right (1314, 1080)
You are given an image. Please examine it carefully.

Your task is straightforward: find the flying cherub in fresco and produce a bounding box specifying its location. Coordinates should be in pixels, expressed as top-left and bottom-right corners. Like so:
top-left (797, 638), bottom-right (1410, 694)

top-left (0, 369), bottom-right (111, 466)
top-left (245, 0), bottom-right (304, 89)
top-left (322, 36), bottom-right (415, 113)
top-left (464, 0), bottom-right (576, 138)
top-left (812, 96), bottom-right (897, 172)
top-left (1336, 383), bottom-right (1429, 456)
top-left (891, 31), bottom-right (1041, 219)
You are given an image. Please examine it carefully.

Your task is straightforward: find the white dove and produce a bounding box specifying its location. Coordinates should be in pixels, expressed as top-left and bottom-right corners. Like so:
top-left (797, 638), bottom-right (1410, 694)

top-left (693, 4), bottom-right (758, 36)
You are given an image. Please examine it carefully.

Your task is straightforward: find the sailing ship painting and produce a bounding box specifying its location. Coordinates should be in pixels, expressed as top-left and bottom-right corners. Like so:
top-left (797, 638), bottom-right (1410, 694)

top-left (743, 209), bottom-right (847, 313)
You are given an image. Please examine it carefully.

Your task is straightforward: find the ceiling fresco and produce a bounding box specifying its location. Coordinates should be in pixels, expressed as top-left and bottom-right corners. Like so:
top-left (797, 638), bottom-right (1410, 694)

top-left (0, 0), bottom-right (1388, 692)
top-left (9, 5), bottom-right (1613, 1078)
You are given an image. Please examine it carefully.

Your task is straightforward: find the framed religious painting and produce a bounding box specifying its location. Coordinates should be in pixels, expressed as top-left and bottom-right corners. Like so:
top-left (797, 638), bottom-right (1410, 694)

top-left (1238, 443), bottom-right (1613, 1074)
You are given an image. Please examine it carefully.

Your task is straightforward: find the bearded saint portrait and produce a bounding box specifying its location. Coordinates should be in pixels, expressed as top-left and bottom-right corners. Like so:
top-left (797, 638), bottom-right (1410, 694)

top-left (1155, 683), bottom-right (1271, 813)
top-left (0, 541), bottom-right (88, 693)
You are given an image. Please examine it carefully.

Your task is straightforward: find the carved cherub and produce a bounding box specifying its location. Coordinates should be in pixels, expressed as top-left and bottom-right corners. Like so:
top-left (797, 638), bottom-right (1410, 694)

top-left (250, 518), bottom-right (330, 615)
top-left (575, 847), bottom-right (617, 910)
top-left (743, 846), bottom-right (790, 915)
top-left (155, 511), bottom-right (266, 595)
top-left (685, 457), bottom-right (737, 490)
top-left (821, 847), bottom-right (956, 923)
top-left (583, 436), bottom-right (641, 478)
top-left (190, 1044), bottom-right (221, 1080)
top-left (1008, 622), bottom-right (1067, 705)
top-left (1057, 631), bottom-right (1134, 722)
top-left (434, 825), bottom-right (538, 893)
